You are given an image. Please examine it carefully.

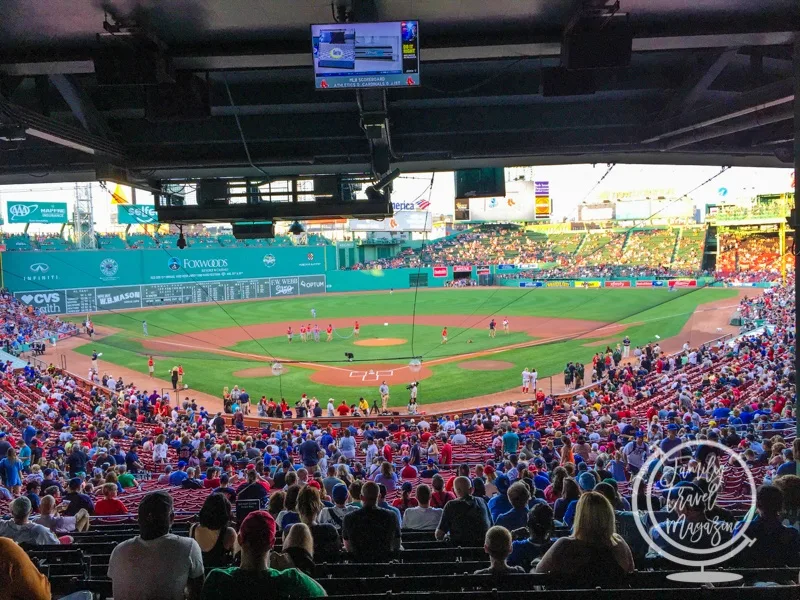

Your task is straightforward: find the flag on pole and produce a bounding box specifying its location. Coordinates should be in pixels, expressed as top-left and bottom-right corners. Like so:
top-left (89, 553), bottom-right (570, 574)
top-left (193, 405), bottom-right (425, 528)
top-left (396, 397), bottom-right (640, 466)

top-left (110, 183), bottom-right (130, 205)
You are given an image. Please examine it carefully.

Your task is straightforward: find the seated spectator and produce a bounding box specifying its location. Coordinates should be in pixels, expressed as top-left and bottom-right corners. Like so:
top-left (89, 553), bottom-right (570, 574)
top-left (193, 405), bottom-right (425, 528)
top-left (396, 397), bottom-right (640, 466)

top-left (0, 496), bottom-right (60, 545)
top-left (294, 484), bottom-right (341, 561)
top-left (495, 482), bottom-right (532, 530)
top-left (94, 483), bottom-right (129, 516)
top-left (269, 522), bottom-right (315, 576)
top-left (318, 483), bottom-right (356, 530)
top-left (488, 474), bottom-right (512, 522)
top-left (733, 484), bottom-right (800, 568)
top-left (109, 491), bottom-right (204, 600)
top-left (117, 466), bottom-right (139, 490)
top-left (62, 477), bottom-right (95, 516)
top-left (36, 495), bottom-right (90, 536)
top-left (402, 484), bottom-right (443, 531)
top-left (181, 468), bottom-right (204, 490)
top-left (342, 481), bottom-right (401, 561)
top-left (372, 461), bottom-right (398, 493)
top-left (24, 480), bottom-right (42, 513)
top-left (392, 481), bottom-right (419, 515)
top-left (190, 494), bottom-right (237, 569)
top-left (202, 510), bottom-right (325, 598)
top-left (436, 476), bottom-right (491, 546)
top-left (508, 503), bottom-right (555, 570)
top-left (276, 485), bottom-right (301, 530)
top-left (238, 469), bottom-right (269, 508)
top-left (474, 526), bottom-right (527, 575)
top-left (430, 474), bottom-right (454, 509)
top-left (537, 492), bottom-right (634, 582)
top-left (0, 536), bottom-right (51, 599)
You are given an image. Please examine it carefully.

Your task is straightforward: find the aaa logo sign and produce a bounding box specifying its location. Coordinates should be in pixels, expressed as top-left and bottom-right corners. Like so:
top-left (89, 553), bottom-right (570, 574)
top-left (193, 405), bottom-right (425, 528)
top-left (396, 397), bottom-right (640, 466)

top-left (7, 201), bottom-right (69, 224)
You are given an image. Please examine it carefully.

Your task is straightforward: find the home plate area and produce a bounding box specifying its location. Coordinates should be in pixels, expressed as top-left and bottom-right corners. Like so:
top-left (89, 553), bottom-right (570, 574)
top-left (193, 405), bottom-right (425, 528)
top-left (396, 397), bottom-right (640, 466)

top-left (350, 369), bottom-right (394, 382)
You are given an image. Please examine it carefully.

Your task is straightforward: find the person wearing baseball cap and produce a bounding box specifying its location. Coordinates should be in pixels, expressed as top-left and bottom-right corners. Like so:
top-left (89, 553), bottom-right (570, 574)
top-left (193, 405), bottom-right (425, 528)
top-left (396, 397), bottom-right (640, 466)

top-left (108, 491), bottom-right (204, 600)
top-left (202, 510), bottom-right (326, 598)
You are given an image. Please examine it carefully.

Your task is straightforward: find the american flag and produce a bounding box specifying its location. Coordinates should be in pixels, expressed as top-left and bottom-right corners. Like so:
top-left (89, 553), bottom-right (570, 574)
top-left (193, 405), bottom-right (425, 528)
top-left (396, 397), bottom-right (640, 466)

top-left (416, 198), bottom-right (431, 210)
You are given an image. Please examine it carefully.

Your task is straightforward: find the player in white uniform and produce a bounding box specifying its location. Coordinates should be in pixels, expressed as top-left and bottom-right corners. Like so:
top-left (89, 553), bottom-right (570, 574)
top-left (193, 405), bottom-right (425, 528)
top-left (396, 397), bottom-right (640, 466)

top-left (529, 368), bottom-right (538, 393)
top-left (521, 368), bottom-right (530, 393)
top-left (503, 317), bottom-right (509, 334)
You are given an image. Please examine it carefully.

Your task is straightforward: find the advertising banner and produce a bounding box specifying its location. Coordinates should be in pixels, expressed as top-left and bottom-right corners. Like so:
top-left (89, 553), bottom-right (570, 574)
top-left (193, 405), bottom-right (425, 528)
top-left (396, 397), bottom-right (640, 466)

top-left (668, 279), bottom-right (697, 288)
top-left (519, 281), bottom-right (543, 288)
top-left (497, 264), bottom-right (516, 271)
top-left (118, 205), bottom-right (158, 224)
top-left (578, 281), bottom-right (601, 288)
top-left (298, 275), bottom-right (327, 295)
top-left (270, 277), bottom-right (301, 297)
top-left (652, 280), bottom-right (666, 287)
top-left (463, 181), bottom-right (537, 222)
top-left (635, 280), bottom-right (655, 287)
top-left (95, 285), bottom-right (145, 310)
top-left (348, 210), bottom-right (432, 232)
top-left (517, 263), bottom-right (539, 270)
top-left (534, 181), bottom-right (551, 219)
top-left (452, 265), bottom-right (472, 273)
top-left (477, 265), bottom-right (490, 275)
top-left (545, 281), bottom-right (572, 288)
top-left (433, 266), bottom-right (448, 278)
top-left (14, 291), bottom-right (66, 315)
top-left (604, 280), bottom-right (631, 288)
top-left (6, 201), bottom-right (69, 224)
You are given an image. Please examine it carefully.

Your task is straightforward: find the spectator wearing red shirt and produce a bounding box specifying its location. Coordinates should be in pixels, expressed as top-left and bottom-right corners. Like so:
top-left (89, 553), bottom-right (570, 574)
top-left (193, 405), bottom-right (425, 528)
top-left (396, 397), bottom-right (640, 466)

top-left (381, 440), bottom-right (393, 463)
top-left (336, 401), bottom-right (350, 416)
top-left (94, 483), bottom-right (128, 516)
top-left (400, 457), bottom-right (418, 479)
top-left (392, 482), bottom-right (419, 515)
top-left (439, 438), bottom-right (453, 468)
top-left (430, 474), bottom-right (455, 509)
top-left (203, 468), bottom-right (221, 490)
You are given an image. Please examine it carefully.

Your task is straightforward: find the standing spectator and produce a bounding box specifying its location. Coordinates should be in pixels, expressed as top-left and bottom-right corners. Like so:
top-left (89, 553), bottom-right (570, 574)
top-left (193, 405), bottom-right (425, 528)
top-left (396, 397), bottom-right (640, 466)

top-left (435, 476), bottom-right (491, 546)
top-left (202, 510), bottom-right (325, 598)
top-left (0, 447), bottom-right (23, 496)
top-left (342, 481), bottom-right (401, 561)
top-left (108, 491), bottom-right (205, 600)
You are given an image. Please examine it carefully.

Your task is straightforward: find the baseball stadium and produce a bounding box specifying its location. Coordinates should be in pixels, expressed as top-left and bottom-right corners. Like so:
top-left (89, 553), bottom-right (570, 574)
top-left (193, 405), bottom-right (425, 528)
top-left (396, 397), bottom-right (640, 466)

top-left (0, 3), bottom-right (798, 600)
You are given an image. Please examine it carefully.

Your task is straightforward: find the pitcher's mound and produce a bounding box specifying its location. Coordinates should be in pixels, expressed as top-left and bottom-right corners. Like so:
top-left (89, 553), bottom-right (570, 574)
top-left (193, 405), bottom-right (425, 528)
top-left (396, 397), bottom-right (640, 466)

top-left (233, 367), bottom-right (287, 378)
top-left (354, 338), bottom-right (407, 347)
top-left (458, 360), bottom-right (514, 371)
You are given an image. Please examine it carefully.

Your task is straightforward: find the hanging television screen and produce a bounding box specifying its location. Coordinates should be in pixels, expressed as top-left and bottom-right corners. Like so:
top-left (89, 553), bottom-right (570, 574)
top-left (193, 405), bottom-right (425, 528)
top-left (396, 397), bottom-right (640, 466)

top-left (454, 168), bottom-right (506, 200)
top-left (311, 21), bottom-right (420, 89)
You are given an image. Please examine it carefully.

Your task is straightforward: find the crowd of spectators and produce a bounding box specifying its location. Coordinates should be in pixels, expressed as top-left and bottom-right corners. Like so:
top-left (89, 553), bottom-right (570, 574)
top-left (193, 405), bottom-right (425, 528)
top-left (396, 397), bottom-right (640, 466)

top-left (717, 233), bottom-right (794, 282)
top-left (0, 292), bottom-right (78, 355)
top-left (0, 280), bottom-right (798, 597)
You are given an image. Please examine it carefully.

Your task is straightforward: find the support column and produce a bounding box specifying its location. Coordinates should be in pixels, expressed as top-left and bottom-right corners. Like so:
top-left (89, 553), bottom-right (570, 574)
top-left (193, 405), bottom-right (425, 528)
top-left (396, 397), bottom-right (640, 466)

top-left (794, 35), bottom-right (799, 470)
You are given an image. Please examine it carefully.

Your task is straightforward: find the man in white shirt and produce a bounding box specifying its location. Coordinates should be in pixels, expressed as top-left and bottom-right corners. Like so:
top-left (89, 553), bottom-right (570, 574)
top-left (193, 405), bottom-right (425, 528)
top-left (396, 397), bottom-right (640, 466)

top-left (108, 491), bottom-right (204, 600)
top-left (451, 429), bottom-right (467, 445)
top-left (318, 484), bottom-right (356, 530)
top-left (401, 484), bottom-right (443, 531)
top-left (327, 398), bottom-right (335, 417)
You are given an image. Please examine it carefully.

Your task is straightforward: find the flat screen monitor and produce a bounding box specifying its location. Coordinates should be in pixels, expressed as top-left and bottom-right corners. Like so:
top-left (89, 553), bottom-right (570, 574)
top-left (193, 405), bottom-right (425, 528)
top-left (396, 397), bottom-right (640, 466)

top-left (454, 168), bottom-right (506, 200)
top-left (311, 21), bottom-right (420, 89)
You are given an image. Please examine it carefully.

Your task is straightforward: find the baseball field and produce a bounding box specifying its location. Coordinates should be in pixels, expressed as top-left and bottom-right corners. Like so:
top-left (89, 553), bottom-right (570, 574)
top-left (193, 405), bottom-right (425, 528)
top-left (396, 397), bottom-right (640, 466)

top-left (64, 286), bottom-right (742, 409)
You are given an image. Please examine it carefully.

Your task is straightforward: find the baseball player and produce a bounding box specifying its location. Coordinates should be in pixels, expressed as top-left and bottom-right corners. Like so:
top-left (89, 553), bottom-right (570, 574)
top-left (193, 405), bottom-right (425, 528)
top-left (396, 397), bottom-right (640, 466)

top-left (529, 367), bottom-right (538, 393)
top-left (441, 327), bottom-right (448, 344)
top-left (503, 317), bottom-right (509, 334)
top-left (287, 326), bottom-right (293, 343)
top-left (521, 367), bottom-right (530, 393)
top-left (148, 356), bottom-right (155, 378)
top-left (326, 324), bottom-right (333, 342)
top-left (489, 319), bottom-right (496, 338)
top-left (91, 350), bottom-right (99, 372)
top-left (311, 308), bottom-right (317, 319)
top-left (313, 324), bottom-right (320, 342)
top-left (353, 320), bottom-right (360, 340)
top-left (300, 324), bottom-right (307, 342)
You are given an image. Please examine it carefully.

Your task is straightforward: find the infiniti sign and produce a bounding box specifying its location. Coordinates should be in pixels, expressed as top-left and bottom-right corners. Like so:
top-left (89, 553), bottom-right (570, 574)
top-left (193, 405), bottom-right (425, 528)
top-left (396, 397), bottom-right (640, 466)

top-left (29, 263), bottom-right (49, 273)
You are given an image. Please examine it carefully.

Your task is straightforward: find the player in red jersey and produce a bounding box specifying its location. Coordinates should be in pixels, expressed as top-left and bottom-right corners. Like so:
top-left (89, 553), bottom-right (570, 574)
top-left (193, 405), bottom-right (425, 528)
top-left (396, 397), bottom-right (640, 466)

top-left (441, 327), bottom-right (448, 344)
top-left (353, 320), bottom-right (360, 339)
top-left (287, 326), bottom-right (293, 343)
top-left (299, 324), bottom-right (307, 342)
top-left (326, 324), bottom-right (333, 342)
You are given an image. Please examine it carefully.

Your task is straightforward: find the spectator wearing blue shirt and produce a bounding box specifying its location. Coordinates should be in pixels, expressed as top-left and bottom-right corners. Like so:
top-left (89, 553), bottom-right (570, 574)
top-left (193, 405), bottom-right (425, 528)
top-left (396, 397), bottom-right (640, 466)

top-left (563, 471), bottom-right (597, 527)
top-left (377, 484), bottom-right (402, 527)
top-left (169, 462), bottom-right (189, 486)
top-left (495, 482), bottom-right (533, 531)
top-left (776, 440), bottom-right (800, 477)
top-left (22, 420), bottom-right (36, 445)
top-left (488, 475), bottom-right (512, 522)
top-left (508, 504), bottom-right (555, 570)
top-left (298, 436), bottom-right (321, 468)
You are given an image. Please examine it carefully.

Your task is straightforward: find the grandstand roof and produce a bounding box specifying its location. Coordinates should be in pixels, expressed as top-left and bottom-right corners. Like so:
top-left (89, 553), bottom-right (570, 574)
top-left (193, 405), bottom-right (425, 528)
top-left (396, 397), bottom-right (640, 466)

top-left (0, 0), bottom-right (796, 183)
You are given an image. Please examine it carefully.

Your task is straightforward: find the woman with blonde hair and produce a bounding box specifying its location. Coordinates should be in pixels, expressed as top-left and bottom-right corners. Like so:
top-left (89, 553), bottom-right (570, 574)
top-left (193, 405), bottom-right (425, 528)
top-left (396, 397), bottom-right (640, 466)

top-left (372, 461), bottom-right (398, 493)
top-left (537, 491), bottom-right (634, 580)
top-left (269, 522), bottom-right (315, 575)
top-left (152, 434), bottom-right (168, 464)
top-left (560, 437), bottom-right (575, 466)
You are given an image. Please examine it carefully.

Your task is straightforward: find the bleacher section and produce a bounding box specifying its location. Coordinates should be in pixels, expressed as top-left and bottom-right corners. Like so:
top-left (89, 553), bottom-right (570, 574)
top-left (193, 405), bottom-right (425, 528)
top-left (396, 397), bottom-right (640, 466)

top-left (621, 229), bottom-right (677, 266)
top-left (672, 226), bottom-right (705, 271)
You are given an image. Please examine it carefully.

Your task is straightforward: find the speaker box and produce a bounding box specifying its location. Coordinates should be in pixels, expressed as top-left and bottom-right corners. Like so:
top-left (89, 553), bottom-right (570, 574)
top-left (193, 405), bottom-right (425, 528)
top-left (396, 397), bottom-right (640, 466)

top-left (196, 180), bottom-right (229, 206)
top-left (562, 16), bottom-right (632, 70)
top-left (94, 44), bottom-right (174, 86)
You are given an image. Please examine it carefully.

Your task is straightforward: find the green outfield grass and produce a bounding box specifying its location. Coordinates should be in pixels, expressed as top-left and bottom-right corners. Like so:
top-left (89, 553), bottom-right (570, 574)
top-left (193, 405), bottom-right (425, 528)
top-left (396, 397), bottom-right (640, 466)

top-left (72, 287), bottom-right (738, 405)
